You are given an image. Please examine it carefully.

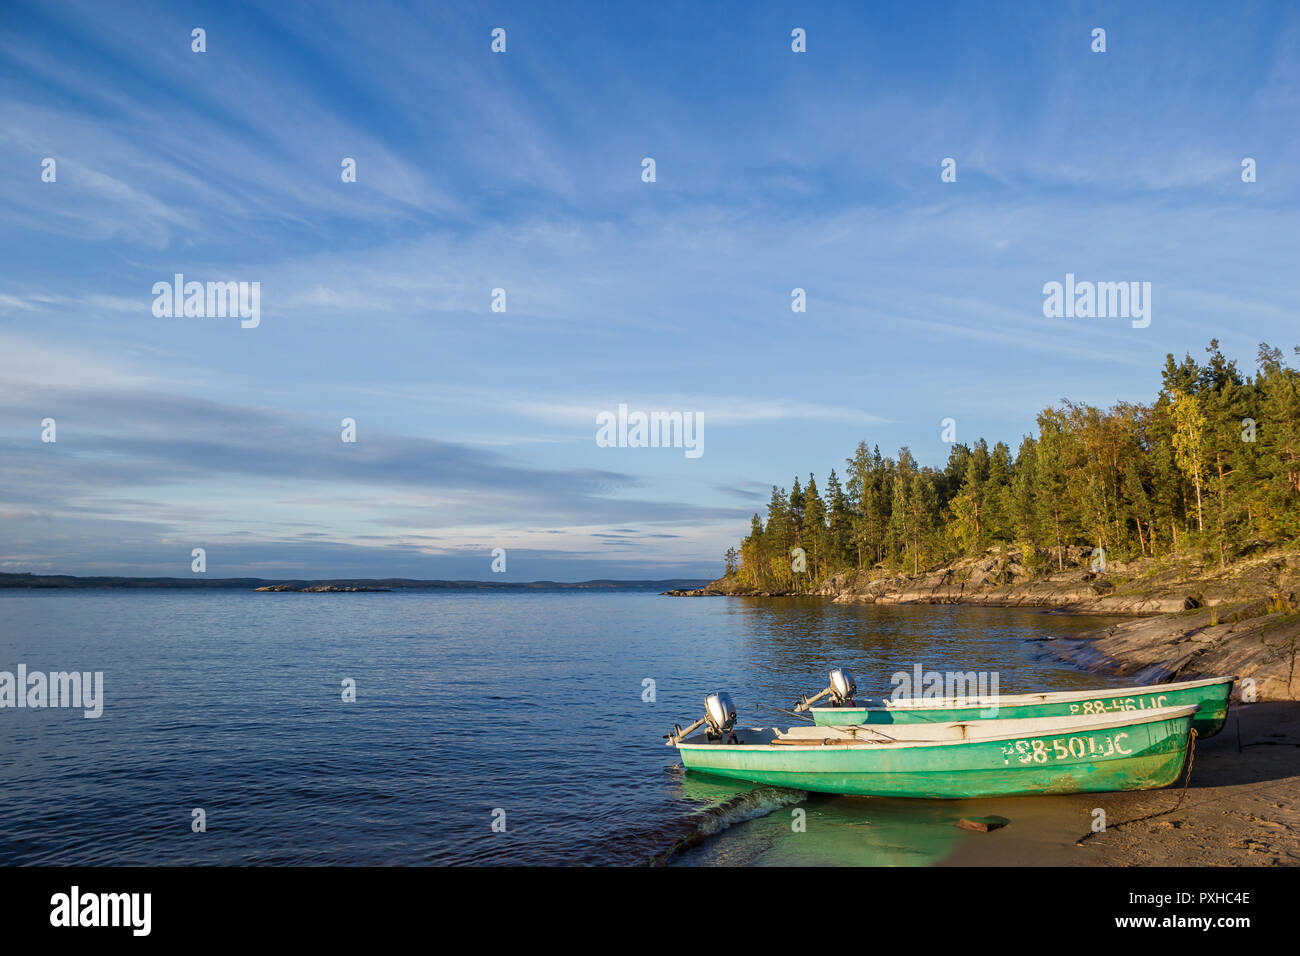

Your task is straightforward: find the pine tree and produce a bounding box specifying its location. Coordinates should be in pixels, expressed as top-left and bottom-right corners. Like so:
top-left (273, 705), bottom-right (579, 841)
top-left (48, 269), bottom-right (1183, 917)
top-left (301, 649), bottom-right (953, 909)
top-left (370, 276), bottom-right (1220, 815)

top-left (802, 474), bottom-right (827, 581)
top-left (1034, 411), bottom-right (1072, 570)
top-left (825, 469), bottom-right (853, 573)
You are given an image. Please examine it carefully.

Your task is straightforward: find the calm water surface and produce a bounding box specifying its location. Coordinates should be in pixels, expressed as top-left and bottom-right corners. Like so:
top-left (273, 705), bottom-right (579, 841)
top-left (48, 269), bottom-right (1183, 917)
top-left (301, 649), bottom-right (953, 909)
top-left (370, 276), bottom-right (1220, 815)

top-left (0, 590), bottom-right (1128, 866)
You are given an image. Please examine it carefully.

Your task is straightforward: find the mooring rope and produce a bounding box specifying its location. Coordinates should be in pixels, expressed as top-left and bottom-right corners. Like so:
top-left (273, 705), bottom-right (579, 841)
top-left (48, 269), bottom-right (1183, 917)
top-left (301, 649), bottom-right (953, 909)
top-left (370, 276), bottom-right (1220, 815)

top-left (768, 705), bottom-right (816, 723)
top-left (1075, 727), bottom-right (1198, 846)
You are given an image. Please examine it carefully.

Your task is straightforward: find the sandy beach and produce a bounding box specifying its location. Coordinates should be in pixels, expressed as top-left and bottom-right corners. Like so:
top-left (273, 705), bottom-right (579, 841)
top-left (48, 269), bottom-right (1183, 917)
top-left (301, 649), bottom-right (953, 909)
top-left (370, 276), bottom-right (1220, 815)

top-left (939, 700), bottom-right (1300, 866)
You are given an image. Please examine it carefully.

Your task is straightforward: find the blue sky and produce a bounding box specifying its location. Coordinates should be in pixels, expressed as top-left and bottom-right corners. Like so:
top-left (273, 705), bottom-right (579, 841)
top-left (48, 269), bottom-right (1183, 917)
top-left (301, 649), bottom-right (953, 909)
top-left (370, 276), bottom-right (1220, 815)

top-left (1, 1), bottom-right (1297, 580)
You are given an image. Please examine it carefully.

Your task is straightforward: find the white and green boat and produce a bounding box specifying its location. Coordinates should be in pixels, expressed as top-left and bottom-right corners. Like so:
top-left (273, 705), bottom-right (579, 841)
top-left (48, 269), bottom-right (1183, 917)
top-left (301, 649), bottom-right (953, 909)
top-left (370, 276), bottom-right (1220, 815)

top-left (666, 694), bottom-right (1200, 799)
top-left (801, 672), bottom-right (1235, 738)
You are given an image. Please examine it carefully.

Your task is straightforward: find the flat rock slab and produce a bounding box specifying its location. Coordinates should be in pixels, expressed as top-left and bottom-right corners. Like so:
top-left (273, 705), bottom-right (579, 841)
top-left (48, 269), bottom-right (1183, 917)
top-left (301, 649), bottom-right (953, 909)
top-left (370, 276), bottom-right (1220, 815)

top-left (957, 815), bottom-right (1011, 833)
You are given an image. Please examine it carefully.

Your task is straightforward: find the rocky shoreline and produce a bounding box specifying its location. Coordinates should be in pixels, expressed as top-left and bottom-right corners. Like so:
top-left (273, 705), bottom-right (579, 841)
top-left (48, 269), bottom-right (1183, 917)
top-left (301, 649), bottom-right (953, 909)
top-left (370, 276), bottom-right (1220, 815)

top-left (1048, 599), bottom-right (1299, 702)
top-left (670, 546), bottom-right (1300, 701)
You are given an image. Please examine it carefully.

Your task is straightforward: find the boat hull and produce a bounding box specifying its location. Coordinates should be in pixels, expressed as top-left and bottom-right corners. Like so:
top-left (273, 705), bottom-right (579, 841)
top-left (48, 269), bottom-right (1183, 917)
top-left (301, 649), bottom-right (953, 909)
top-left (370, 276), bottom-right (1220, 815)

top-left (678, 710), bottom-right (1196, 799)
top-left (810, 676), bottom-right (1234, 738)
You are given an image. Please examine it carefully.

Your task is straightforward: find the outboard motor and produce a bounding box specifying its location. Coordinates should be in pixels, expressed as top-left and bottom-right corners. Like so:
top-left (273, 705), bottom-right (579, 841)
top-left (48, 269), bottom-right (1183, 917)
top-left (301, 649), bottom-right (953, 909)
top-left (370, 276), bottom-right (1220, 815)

top-left (795, 666), bottom-right (858, 711)
top-left (829, 667), bottom-right (857, 706)
top-left (665, 691), bottom-right (738, 745)
top-left (704, 692), bottom-right (737, 738)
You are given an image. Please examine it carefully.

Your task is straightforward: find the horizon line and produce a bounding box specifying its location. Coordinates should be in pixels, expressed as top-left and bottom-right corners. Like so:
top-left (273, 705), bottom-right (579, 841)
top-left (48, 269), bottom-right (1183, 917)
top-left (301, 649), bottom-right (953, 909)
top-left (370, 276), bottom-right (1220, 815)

top-left (0, 571), bottom-right (712, 588)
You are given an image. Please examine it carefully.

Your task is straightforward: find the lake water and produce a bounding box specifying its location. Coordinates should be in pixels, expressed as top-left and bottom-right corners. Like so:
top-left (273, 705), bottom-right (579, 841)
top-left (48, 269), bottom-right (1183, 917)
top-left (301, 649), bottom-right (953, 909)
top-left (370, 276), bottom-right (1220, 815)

top-left (0, 590), bottom-right (1128, 866)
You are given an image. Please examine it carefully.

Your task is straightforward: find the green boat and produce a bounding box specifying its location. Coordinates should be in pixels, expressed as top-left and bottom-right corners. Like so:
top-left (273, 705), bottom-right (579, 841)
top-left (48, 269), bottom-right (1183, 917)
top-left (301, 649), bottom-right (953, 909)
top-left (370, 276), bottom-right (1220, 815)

top-left (668, 698), bottom-right (1200, 799)
top-left (805, 674), bottom-right (1235, 738)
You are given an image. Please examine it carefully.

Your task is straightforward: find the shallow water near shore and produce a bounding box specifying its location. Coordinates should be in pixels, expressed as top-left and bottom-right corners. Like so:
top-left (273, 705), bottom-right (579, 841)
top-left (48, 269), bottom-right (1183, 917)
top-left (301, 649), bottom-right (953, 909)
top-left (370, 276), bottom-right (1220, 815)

top-left (0, 589), bottom-right (1130, 866)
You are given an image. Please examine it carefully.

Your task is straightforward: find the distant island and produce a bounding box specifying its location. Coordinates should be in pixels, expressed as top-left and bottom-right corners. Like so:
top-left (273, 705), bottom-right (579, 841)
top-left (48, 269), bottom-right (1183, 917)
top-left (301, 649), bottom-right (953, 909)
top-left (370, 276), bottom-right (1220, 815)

top-left (0, 573), bottom-right (709, 592)
top-left (253, 584), bottom-right (392, 592)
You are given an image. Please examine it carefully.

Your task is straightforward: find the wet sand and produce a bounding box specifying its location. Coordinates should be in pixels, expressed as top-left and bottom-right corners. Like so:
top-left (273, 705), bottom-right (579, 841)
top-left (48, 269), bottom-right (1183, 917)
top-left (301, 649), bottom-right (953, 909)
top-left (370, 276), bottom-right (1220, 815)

top-left (939, 701), bottom-right (1300, 866)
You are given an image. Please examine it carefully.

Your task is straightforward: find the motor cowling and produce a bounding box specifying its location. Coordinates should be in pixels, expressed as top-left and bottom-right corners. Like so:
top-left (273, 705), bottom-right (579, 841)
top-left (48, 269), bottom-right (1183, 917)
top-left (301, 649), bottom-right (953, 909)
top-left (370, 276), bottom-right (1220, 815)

top-left (829, 667), bottom-right (856, 705)
top-left (704, 692), bottom-right (737, 737)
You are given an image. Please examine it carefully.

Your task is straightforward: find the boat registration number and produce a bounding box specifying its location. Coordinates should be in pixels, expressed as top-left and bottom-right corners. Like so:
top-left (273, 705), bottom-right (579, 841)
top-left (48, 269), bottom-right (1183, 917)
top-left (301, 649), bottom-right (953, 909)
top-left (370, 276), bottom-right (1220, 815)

top-left (1001, 733), bottom-right (1131, 765)
top-left (1068, 694), bottom-right (1168, 716)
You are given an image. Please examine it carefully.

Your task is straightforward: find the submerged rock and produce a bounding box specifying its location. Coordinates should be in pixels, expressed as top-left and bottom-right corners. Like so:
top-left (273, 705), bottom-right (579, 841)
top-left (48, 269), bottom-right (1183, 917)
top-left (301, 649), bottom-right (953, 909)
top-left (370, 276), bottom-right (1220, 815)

top-left (957, 815), bottom-right (1011, 833)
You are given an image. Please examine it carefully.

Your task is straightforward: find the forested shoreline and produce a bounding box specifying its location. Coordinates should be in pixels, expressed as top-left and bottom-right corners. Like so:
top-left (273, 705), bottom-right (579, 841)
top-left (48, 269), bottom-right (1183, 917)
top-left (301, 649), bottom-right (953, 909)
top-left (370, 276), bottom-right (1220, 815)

top-left (724, 342), bottom-right (1300, 592)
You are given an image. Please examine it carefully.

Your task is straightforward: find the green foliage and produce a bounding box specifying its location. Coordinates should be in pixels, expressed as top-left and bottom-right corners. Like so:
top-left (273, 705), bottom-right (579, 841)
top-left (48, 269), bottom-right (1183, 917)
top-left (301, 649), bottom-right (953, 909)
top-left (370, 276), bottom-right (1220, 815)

top-left (729, 341), bottom-right (1300, 592)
